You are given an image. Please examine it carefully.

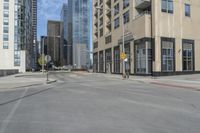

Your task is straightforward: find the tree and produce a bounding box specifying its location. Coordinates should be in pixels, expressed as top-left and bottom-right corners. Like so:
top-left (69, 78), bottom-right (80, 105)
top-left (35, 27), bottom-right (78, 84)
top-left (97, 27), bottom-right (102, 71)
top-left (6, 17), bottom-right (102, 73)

top-left (38, 54), bottom-right (46, 66)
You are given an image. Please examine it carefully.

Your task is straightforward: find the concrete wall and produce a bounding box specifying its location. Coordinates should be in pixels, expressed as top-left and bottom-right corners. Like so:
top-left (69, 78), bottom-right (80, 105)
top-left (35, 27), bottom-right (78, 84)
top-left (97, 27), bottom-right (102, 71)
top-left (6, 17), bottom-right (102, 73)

top-left (0, 69), bottom-right (19, 77)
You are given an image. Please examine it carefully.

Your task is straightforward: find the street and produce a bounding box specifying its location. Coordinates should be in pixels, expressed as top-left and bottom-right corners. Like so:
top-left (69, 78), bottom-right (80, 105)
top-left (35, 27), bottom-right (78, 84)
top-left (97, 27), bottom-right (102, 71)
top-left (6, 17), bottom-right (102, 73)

top-left (0, 72), bottom-right (200, 133)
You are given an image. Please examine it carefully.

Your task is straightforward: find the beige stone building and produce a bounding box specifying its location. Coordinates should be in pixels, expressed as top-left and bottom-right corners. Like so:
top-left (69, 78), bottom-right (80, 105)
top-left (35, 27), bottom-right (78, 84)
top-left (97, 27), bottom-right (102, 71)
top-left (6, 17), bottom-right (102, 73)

top-left (93, 0), bottom-right (200, 76)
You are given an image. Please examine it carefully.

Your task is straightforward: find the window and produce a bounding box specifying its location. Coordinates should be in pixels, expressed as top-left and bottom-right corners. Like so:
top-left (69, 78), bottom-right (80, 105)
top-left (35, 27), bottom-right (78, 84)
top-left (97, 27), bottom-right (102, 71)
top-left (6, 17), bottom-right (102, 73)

top-left (114, 47), bottom-right (120, 73)
top-left (93, 53), bottom-right (98, 72)
top-left (3, 34), bottom-right (9, 41)
top-left (100, 28), bottom-right (103, 37)
top-left (185, 4), bottom-right (190, 17)
top-left (3, 11), bottom-right (9, 18)
top-left (123, 0), bottom-right (129, 9)
top-left (99, 51), bottom-right (104, 72)
top-left (114, 3), bottom-right (119, 15)
top-left (3, 19), bottom-right (9, 25)
top-left (183, 40), bottom-right (194, 71)
top-left (3, 42), bottom-right (9, 49)
top-left (99, 0), bottom-right (103, 5)
top-left (99, 5), bottom-right (103, 16)
top-left (105, 49), bottom-right (112, 73)
top-left (114, 17), bottom-right (120, 29)
top-left (123, 11), bottom-right (129, 24)
top-left (99, 17), bottom-right (103, 27)
top-left (161, 38), bottom-right (175, 72)
top-left (105, 35), bottom-right (112, 44)
top-left (161, 0), bottom-right (173, 14)
top-left (4, 3), bottom-right (9, 10)
top-left (94, 42), bottom-right (98, 49)
top-left (3, 27), bottom-right (9, 33)
top-left (135, 41), bottom-right (152, 74)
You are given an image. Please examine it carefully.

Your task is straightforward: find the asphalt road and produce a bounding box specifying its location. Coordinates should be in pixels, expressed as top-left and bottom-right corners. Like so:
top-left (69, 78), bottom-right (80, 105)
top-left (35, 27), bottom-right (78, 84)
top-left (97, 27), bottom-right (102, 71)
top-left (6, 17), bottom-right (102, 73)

top-left (0, 72), bottom-right (200, 133)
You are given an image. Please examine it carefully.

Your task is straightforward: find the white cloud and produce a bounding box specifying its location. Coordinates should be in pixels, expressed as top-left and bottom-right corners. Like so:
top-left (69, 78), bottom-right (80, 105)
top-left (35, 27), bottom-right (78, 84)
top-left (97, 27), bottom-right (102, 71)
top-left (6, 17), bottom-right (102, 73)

top-left (38, 0), bottom-right (67, 38)
top-left (38, 0), bottom-right (67, 20)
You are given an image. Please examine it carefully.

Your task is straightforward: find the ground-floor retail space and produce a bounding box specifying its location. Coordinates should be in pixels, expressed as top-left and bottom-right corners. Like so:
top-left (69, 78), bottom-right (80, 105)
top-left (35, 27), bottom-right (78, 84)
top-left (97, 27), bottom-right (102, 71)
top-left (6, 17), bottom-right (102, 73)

top-left (93, 37), bottom-right (200, 76)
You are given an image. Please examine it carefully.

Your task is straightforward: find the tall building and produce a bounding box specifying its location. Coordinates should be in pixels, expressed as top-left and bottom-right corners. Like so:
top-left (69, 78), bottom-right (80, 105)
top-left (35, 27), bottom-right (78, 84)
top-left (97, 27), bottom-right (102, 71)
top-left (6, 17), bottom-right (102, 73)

top-left (31, 0), bottom-right (38, 70)
top-left (0, 0), bottom-right (36, 72)
top-left (47, 20), bottom-right (61, 66)
top-left (93, 0), bottom-right (200, 76)
top-left (61, 0), bottom-right (91, 69)
top-left (60, 4), bottom-right (71, 66)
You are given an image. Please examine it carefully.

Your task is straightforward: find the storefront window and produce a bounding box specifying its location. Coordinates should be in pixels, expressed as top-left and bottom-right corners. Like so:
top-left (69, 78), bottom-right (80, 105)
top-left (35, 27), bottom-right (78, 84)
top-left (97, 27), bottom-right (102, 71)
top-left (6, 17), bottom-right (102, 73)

top-left (183, 42), bottom-right (193, 71)
top-left (161, 40), bottom-right (174, 72)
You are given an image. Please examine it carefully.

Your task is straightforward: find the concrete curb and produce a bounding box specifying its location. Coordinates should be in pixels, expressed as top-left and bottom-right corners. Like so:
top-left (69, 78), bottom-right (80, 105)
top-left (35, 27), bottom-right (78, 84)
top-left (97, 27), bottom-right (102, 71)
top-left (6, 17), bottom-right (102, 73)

top-left (0, 83), bottom-right (44, 92)
top-left (46, 80), bottom-right (57, 84)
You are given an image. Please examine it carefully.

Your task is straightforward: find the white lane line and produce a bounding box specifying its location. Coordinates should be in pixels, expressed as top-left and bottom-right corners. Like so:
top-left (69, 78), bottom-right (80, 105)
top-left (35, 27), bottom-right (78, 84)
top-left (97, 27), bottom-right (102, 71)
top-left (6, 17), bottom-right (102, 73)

top-left (0, 87), bottom-right (28, 133)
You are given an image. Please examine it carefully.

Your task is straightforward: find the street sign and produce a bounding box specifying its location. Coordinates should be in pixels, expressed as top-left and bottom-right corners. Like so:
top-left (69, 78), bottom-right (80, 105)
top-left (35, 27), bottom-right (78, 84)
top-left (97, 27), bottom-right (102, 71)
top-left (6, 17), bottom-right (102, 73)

top-left (124, 58), bottom-right (128, 62)
top-left (120, 52), bottom-right (126, 60)
top-left (45, 55), bottom-right (51, 63)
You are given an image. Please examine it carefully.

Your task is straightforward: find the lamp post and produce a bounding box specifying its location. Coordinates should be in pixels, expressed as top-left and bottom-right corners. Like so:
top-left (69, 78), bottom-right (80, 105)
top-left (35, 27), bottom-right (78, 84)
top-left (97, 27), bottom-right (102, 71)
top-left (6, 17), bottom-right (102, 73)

top-left (95, 7), bottom-right (125, 78)
top-left (42, 36), bottom-right (45, 74)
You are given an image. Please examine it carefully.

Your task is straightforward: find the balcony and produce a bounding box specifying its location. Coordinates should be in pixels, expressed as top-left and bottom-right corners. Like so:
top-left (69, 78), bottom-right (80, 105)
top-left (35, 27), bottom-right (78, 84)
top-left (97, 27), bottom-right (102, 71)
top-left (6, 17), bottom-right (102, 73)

top-left (94, 11), bottom-right (98, 17)
top-left (94, 1), bottom-right (98, 7)
top-left (131, 11), bottom-right (151, 38)
top-left (135, 0), bottom-right (151, 9)
top-left (106, 0), bottom-right (111, 8)
top-left (106, 9), bottom-right (111, 17)
top-left (94, 21), bottom-right (98, 27)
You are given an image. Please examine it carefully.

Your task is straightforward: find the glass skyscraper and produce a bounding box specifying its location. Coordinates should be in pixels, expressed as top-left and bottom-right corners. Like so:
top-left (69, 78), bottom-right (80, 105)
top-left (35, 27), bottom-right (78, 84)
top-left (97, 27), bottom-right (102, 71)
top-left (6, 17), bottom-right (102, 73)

top-left (62, 0), bottom-right (90, 69)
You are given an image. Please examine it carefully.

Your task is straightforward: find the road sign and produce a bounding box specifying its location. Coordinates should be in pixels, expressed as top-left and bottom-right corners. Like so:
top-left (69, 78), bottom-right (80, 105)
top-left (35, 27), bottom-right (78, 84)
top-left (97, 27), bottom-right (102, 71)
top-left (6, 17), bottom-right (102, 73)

top-left (124, 58), bottom-right (128, 62)
top-left (120, 52), bottom-right (126, 60)
top-left (45, 55), bottom-right (51, 63)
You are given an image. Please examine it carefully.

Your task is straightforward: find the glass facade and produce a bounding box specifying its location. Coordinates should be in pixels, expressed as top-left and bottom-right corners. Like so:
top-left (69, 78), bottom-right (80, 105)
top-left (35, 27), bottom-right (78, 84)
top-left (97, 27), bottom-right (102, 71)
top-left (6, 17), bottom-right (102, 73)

top-left (14, 0), bottom-right (33, 67)
top-left (70, 0), bottom-right (90, 69)
top-left (135, 41), bottom-right (152, 74)
top-left (114, 47), bottom-right (120, 73)
top-left (105, 48), bottom-right (112, 73)
top-left (99, 51), bottom-right (104, 72)
top-left (64, 0), bottom-right (90, 68)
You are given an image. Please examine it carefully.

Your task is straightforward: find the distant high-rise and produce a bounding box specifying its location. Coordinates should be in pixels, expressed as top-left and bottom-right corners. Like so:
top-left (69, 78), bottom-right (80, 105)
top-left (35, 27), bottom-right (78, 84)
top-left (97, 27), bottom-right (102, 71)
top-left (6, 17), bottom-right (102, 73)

top-left (61, 4), bottom-right (71, 66)
top-left (0, 0), bottom-right (36, 72)
top-left (47, 20), bottom-right (61, 66)
top-left (61, 0), bottom-right (91, 69)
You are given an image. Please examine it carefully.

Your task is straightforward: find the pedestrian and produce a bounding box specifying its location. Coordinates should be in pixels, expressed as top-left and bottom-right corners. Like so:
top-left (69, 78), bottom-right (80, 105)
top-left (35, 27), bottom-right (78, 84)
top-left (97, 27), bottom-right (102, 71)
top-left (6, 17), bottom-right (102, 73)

top-left (125, 62), bottom-right (129, 79)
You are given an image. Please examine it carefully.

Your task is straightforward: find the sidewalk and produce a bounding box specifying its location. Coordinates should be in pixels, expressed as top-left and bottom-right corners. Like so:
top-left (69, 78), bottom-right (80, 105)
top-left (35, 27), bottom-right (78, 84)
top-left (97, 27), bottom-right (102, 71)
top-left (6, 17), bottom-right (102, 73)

top-left (0, 72), bottom-right (56, 91)
top-left (92, 73), bottom-right (200, 90)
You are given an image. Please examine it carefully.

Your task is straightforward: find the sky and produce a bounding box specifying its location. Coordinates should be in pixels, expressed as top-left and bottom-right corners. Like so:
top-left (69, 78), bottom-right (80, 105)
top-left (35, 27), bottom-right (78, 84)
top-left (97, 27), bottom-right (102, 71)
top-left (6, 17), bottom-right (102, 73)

top-left (37, 0), bottom-right (93, 47)
top-left (37, 0), bottom-right (93, 52)
top-left (37, 0), bottom-right (67, 40)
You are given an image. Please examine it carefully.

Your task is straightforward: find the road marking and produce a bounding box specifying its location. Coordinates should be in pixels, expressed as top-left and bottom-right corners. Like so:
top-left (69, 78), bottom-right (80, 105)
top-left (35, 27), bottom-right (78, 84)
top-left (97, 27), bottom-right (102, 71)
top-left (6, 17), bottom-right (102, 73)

top-left (0, 88), bottom-right (28, 133)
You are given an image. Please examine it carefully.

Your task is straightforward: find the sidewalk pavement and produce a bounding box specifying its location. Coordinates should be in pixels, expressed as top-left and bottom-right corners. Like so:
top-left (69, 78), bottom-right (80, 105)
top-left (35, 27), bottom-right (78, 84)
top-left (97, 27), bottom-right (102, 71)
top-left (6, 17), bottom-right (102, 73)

top-left (0, 72), bottom-right (56, 91)
top-left (90, 73), bottom-right (200, 90)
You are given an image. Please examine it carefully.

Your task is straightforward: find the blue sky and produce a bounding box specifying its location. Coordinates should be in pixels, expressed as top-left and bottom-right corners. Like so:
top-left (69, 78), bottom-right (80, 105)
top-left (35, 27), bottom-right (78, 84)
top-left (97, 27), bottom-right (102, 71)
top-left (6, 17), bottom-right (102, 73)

top-left (37, 0), bottom-right (93, 49)
top-left (37, 0), bottom-right (67, 40)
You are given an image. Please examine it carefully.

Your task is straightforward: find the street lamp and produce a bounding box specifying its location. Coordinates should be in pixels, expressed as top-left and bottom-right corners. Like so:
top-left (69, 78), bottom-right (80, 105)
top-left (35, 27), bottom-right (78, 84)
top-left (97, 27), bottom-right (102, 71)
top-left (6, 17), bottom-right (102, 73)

top-left (42, 36), bottom-right (46, 74)
top-left (95, 6), bottom-right (125, 78)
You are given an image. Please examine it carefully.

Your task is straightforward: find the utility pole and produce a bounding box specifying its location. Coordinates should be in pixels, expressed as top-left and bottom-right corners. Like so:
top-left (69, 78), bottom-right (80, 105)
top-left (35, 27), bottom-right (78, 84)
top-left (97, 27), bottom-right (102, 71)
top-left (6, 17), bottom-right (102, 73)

top-left (42, 36), bottom-right (45, 74)
top-left (122, 14), bottom-right (125, 78)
